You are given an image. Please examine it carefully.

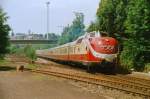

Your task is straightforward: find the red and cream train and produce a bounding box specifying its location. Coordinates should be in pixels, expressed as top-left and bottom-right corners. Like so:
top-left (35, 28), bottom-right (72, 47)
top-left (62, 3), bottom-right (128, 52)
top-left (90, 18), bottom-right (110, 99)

top-left (36, 32), bottom-right (119, 72)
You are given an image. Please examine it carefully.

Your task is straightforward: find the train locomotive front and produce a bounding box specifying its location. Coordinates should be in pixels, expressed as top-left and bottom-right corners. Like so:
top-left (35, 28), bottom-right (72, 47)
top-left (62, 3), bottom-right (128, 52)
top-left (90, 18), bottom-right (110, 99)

top-left (83, 32), bottom-right (118, 71)
top-left (36, 31), bottom-right (119, 72)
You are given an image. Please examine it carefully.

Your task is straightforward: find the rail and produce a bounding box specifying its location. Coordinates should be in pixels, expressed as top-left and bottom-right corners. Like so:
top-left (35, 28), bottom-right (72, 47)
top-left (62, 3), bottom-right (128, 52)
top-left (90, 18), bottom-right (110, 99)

top-left (30, 69), bottom-right (150, 98)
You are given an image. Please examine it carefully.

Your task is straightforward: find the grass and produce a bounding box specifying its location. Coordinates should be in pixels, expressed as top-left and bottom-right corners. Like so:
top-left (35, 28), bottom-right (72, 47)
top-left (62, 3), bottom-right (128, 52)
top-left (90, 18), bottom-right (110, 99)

top-left (0, 59), bottom-right (16, 71)
top-left (26, 64), bottom-right (38, 70)
top-left (144, 63), bottom-right (150, 73)
top-left (0, 58), bottom-right (38, 71)
top-left (0, 59), bottom-right (10, 66)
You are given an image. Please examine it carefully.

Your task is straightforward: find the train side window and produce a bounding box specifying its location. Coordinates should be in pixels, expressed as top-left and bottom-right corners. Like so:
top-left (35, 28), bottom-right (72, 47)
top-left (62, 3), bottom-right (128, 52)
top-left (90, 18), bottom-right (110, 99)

top-left (65, 48), bottom-right (67, 54)
top-left (74, 47), bottom-right (76, 54)
top-left (75, 47), bottom-right (78, 53)
top-left (78, 48), bottom-right (80, 52)
top-left (70, 47), bottom-right (73, 54)
top-left (69, 47), bottom-right (72, 54)
top-left (73, 47), bottom-right (74, 54)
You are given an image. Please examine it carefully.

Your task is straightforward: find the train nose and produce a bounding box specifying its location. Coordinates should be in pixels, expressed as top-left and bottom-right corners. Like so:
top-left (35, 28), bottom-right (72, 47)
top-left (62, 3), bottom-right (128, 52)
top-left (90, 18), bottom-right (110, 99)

top-left (104, 54), bottom-right (118, 62)
top-left (93, 51), bottom-right (117, 62)
top-left (94, 37), bottom-right (118, 54)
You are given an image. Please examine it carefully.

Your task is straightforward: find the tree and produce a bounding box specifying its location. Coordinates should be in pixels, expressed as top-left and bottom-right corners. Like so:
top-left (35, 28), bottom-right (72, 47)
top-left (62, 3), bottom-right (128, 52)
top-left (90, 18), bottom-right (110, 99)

top-left (47, 33), bottom-right (60, 41)
top-left (120, 0), bottom-right (150, 70)
top-left (86, 21), bottom-right (98, 32)
top-left (0, 9), bottom-right (10, 59)
top-left (96, 0), bottom-right (115, 36)
top-left (58, 25), bottom-right (70, 45)
top-left (59, 13), bottom-right (85, 45)
top-left (96, 0), bottom-right (128, 39)
top-left (69, 12), bottom-right (85, 41)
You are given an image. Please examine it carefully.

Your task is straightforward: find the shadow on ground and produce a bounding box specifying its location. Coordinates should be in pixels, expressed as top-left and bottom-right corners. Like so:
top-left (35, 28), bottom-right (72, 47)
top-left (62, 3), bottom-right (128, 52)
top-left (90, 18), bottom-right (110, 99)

top-left (0, 66), bottom-right (16, 71)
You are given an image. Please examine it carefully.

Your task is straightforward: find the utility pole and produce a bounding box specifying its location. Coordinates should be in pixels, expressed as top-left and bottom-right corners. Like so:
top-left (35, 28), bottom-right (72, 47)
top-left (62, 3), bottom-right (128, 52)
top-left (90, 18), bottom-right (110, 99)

top-left (46, 1), bottom-right (50, 40)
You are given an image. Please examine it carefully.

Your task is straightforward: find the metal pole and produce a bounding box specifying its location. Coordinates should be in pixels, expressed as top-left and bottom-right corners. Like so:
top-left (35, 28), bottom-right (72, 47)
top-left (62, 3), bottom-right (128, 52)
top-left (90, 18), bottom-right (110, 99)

top-left (46, 2), bottom-right (50, 40)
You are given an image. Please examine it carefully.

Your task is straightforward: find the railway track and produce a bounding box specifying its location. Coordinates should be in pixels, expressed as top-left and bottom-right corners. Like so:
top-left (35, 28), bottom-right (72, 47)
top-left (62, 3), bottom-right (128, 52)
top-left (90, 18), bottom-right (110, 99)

top-left (37, 58), bottom-right (150, 88)
top-left (31, 68), bottom-right (150, 98)
top-left (36, 59), bottom-right (150, 91)
top-left (118, 75), bottom-right (150, 85)
top-left (7, 55), bottom-right (150, 98)
top-left (97, 73), bottom-right (150, 88)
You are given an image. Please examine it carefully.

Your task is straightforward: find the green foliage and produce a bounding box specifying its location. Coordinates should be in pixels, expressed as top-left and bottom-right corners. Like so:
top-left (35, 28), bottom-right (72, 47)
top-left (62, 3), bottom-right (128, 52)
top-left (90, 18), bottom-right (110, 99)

top-left (10, 45), bottom-right (37, 63)
top-left (120, 40), bottom-right (145, 70)
top-left (86, 21), bottom-right (98, 32)
top-left (10, 45), bottom-right (24, 55)
top-left (24, 45), bottom-right (36, 62)
top-left (0, 9), bottom-right (11, 59)
top-left (70, 13), bottom-right (85, 40)
top-left (58, 26), bottom-right (70, 45)
top-left (58, 13), bottom-right (85, 45)
top-left (96, 0), bottom-right (115, 36)
top-left (121, 0), bottom-right (150, 71)
top-left (124, 0), bottom-right (150, 40)
top-left (10, 44), bottom-right (59, 63)
top-left (96, 0), bottom-right (128, 38)
top-left (145, 63), bottom-right (150, 72)
top-left (27, 64), bottom-right (38, 69)
top-left (47, 33), bottom-right (60, 41)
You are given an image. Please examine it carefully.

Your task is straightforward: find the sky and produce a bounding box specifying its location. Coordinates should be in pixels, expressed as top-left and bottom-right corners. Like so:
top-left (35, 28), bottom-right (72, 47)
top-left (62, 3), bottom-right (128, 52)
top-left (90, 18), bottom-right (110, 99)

top-left (2, 0), bottom-right (100, 35)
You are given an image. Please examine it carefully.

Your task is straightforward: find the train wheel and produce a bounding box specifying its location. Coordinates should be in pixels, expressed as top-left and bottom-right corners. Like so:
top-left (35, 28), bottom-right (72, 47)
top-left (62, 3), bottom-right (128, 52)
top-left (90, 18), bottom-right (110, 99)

top-left (87, 65), bottom-right (92, 73)
top-left (87, 66), bottom-right (96, 73)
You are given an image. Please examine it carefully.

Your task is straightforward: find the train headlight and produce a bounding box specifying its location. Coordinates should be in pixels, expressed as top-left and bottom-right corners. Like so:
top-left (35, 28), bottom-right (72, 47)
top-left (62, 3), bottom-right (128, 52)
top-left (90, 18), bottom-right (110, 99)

top-left (98, 41), bottom-right (102, 45)
top-left (100, 45), bottom-right (114, 51)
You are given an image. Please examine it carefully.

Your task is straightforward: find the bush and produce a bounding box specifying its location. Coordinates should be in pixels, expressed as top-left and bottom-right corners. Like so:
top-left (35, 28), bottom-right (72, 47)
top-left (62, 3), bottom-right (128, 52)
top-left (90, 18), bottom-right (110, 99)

top-left (24, 45), bottom-right (37, 63)
top-left (10, 45), bottom-right (37, 63)
top-left (120, 39), bottom-right (149, 71)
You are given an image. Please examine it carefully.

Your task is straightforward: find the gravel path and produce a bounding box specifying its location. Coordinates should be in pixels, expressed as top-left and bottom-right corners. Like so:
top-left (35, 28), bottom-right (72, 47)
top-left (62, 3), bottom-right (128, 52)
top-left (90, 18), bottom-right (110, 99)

top-left (0, 71), bottom-right (107, 99)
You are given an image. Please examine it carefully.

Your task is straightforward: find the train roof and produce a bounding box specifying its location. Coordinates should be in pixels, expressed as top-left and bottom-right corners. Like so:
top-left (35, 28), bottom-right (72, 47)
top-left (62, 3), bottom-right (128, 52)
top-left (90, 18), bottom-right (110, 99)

top-left (37, 31), bottom-right (103, 51)
top-left (48, 41), bottom-right (76, 50)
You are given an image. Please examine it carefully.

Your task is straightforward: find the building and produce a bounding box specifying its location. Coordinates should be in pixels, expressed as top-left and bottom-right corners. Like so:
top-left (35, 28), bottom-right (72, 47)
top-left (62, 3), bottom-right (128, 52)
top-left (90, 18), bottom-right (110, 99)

top-left (10, 33), bottom-right (45, 40)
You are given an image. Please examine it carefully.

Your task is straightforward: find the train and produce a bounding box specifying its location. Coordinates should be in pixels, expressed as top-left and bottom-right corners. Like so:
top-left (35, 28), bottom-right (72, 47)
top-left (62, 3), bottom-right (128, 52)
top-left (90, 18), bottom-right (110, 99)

top-left (36, 31), bottom-right (119, 72)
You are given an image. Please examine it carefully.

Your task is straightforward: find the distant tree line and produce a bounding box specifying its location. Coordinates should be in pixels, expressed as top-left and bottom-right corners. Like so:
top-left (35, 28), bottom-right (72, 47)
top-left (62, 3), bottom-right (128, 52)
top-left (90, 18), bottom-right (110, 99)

top-left (44, 12), bottom-right (85, 45)
top-left (87, 0), bottom-right (150, 71)
top-left (44, 33), bottom-right (60, 41)
top-left (58, 12), bottom-right (85, 45)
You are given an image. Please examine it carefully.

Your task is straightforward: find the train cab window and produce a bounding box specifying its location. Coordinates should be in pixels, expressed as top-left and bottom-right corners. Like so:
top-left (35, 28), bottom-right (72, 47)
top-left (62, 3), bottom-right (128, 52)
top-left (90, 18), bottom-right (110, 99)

top-left (86, 46), bottom-right (88, 51)
top-left (89, 38), bottom-right (92, 41)
top-left (101, 32), bottom-right (109, 37)
top-left (90, 33), bottom-right (95, 37)
top-left (77, 38), bottom-right (83, 44)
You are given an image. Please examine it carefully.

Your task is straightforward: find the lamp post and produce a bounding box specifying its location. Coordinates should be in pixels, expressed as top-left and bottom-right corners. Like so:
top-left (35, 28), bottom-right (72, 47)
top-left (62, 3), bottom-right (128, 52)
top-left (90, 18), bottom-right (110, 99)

top-left (46, 1), bottom-right (50, 40)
